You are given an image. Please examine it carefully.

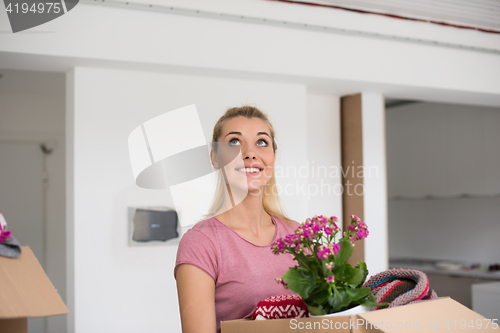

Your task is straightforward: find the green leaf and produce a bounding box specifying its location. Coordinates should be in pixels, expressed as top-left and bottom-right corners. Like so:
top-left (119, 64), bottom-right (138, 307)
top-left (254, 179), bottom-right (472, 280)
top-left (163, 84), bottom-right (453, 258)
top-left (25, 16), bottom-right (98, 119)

top-left (303, 280), bottom-right (323, 300)
top-left (307, 304), bottom-right (326, 316)
top-left (296, 266), bottom-right (309, 273)
top-left (359, 299), bottom-right (390, 308)
top-left (331, 262), bottom-right (347, 282)
top-left (282, 269), bottom-right (311, 299)
top-left (283, 267), bottom-right (328, 302)
top-left (334, 239), bottom-right (353, 265)
top-left (356, 260), bottom-right (367, 271)
top-left (363, 292), bottom-right (390, 308)
top-left (345, 288), bottom-right (371, 302)
top-left (345, 265), bottom-right (365, 287)
top-left (296, 255), bottom-right (311, 270)
top-left (356, 260), bottom-right (369, 286)
top-left (329, 286), bottom-right (352, 311)
top-left (308, 283), bottom-right (331, 305)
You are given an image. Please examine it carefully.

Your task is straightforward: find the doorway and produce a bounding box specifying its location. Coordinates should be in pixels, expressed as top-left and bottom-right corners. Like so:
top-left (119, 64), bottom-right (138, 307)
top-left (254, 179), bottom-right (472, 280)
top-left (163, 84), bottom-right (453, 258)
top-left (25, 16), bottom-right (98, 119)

top-left (0, 68), bottom-right (67, 333)
top-left (385, 99), bottom-right (500, 314)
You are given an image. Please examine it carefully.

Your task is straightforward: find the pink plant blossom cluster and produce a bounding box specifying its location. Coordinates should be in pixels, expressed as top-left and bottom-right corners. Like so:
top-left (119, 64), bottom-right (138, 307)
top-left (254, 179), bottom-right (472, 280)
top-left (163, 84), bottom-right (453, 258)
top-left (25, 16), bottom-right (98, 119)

top-left (271, 214), bottom-right (369, 257)
top-left (272, 213), bottom-right (369, 269)
top-left (271, 215), bottom-right (341, 256)
top-left (345, 215), bottom-right (369, 242)
top-left (316, 243), bottom-right (340, 260)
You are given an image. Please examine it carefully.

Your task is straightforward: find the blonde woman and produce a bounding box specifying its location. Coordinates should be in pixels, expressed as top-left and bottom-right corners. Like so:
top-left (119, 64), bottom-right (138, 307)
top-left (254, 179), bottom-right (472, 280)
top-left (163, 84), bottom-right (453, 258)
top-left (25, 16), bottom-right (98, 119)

top-left (174, 106), bottom-right (300, 333)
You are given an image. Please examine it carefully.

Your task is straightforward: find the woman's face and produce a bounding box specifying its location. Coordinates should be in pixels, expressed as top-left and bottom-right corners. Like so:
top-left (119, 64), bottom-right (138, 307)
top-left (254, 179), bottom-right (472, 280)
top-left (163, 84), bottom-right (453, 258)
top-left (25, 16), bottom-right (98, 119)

top-left (213, 116), bottom-right (275, 194)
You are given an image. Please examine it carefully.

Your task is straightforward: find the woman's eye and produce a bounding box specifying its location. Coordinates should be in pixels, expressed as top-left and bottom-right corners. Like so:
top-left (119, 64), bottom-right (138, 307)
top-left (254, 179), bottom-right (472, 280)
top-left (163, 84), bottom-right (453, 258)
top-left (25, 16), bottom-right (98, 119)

top-left (257, 139), bottom-right (268, 147)
top-left (229, 138), bottom-right (240, 146)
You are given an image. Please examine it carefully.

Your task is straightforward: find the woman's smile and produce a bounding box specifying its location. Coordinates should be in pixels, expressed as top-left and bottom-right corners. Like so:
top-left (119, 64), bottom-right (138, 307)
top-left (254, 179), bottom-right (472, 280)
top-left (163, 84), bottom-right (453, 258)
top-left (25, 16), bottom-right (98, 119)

top-left (235, 164), bottom-right (264, 177)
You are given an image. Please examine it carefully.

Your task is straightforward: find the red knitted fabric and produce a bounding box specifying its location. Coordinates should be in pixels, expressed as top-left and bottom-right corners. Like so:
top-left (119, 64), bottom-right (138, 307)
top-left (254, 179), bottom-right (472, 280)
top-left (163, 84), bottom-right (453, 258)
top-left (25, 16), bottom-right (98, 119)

top-left (362, 268), bottom-right (438, 311)
top-left (251, 295), bottom-right (309, 320)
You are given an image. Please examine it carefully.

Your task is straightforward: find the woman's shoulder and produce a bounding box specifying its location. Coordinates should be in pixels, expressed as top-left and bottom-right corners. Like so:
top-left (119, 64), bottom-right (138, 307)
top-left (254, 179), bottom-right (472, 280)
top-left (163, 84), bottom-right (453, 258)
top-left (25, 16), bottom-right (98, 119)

top-left (184, 216), bottom-right (220, 239)
top-left (177, 217), bottom-right (221, 253)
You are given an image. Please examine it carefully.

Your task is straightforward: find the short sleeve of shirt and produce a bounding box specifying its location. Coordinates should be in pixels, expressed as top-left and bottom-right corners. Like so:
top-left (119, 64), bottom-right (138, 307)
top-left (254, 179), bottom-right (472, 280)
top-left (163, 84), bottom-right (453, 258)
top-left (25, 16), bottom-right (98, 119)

top-left (174, 228), bottom-right (218, 282)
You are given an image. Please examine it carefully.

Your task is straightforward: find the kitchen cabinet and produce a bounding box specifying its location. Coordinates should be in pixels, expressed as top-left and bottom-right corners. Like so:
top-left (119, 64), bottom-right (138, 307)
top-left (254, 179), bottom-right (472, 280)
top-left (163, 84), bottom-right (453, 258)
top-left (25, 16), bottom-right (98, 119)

top-left (425, 273), bottom-right (493, 309)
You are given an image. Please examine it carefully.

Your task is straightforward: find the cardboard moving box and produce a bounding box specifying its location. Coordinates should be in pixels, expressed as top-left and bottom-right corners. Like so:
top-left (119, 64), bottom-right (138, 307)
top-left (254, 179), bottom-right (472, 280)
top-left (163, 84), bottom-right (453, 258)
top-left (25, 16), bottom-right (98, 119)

top-left (0, 246), bottom-right (68, 333)
top-left (222, 297), bottom-right (499, 332)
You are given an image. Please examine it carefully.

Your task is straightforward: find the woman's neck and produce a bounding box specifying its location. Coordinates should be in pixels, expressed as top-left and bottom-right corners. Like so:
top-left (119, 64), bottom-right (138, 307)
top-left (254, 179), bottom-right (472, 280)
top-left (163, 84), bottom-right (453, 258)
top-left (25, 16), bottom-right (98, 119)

top-left (215, 186), bottom-right (272, 230)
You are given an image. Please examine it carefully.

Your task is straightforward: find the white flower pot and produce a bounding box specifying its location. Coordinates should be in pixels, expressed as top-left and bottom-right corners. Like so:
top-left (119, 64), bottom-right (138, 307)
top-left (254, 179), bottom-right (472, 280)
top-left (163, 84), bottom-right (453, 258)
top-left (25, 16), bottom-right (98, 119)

top-left (308, 304), bottom-right (370, 317)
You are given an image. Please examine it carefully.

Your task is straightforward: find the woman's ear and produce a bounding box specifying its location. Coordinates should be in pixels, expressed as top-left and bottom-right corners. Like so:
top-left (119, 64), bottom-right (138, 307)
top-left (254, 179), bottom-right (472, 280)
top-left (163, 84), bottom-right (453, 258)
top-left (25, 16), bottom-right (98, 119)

top-left (210, 149), bottom-right (220, 169)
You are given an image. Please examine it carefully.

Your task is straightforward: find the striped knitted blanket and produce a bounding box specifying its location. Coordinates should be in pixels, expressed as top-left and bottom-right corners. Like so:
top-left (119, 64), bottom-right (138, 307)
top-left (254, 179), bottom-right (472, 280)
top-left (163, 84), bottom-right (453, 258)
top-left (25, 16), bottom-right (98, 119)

top-left (361, 268), bottom-right (438, 311)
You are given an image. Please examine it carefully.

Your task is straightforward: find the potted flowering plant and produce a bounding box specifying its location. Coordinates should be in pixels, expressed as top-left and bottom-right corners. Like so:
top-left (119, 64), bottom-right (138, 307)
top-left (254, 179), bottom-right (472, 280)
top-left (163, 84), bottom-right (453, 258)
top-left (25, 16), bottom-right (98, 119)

top-left (271, 214), bottom-right (387, 316)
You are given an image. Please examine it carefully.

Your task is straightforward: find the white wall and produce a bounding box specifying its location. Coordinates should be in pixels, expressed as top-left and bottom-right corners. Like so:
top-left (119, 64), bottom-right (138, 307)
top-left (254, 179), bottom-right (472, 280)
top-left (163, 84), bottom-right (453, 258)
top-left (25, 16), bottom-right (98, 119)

top-left (387, 102), bottom-right (500, 263)
top-left (387, 102), bottom-right (500, 197)
top-left (0, 69), bottom-right (66, 333)
top-left (66, 67), bottom-right (312, 333)
top-left (306, 94), bottom-right (343, 221)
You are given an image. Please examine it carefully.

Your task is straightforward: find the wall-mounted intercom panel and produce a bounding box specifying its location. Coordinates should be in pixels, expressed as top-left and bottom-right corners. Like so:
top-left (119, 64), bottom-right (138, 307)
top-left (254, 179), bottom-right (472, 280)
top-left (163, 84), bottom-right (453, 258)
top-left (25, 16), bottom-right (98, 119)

top-left (128, 207), bottom-right (179, 246)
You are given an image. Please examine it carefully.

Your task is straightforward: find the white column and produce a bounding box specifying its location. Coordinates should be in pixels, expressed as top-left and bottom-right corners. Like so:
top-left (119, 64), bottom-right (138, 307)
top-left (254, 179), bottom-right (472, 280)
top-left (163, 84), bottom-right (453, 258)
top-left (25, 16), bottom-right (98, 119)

top-left (361, 93), bottom-right (388, 275)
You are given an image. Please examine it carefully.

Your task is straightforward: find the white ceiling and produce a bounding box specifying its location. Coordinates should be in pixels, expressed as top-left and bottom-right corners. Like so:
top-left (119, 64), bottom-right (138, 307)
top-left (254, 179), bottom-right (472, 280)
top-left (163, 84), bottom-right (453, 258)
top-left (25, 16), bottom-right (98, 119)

top-left (286, 0), bottom-right (500, 31)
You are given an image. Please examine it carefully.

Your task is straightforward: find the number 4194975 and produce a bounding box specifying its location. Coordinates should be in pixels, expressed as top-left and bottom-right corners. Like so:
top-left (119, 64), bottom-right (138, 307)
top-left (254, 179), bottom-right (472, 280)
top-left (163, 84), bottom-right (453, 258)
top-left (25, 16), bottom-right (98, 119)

top-left (443, 319), bottom-right (498, 330)
top-left (5, 2), bottom-right (62, 14)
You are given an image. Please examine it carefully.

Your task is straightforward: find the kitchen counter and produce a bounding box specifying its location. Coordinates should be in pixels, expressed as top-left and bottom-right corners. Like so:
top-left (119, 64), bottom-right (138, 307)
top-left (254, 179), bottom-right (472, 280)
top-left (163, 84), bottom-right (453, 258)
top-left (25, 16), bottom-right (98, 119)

top-left (389, 258), bottom-right (500, 309)
top-left (389, 259), bottom-right (500, 280)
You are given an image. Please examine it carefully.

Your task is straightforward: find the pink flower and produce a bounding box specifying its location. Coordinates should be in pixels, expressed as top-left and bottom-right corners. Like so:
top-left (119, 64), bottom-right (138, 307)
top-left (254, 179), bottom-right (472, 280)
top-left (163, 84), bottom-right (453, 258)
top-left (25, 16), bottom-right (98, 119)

top-left (326, 262), bottom-right (333, 270)
top-left (352, 222), bottom-right (369, 241)
top-left (327, 275), bottom-right (335, 283)
top-left (324, 226), bottom-right (333, 235)
top-left (301, 228), bottom-right (311, 239)
top-left (271, 237), bottom-right (289, 254)
top-left (332, 244), bottom-right (340, 255)
top-left (311, 222), bottom-right (322, 233)
top-left (316, 245), bottom-right (331, 260)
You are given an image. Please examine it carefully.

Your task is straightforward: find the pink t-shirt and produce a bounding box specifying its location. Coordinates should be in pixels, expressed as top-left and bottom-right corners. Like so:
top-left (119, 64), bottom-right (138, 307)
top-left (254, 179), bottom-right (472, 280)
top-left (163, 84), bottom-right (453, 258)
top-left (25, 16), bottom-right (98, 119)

top-left (174, 215), bottom-right (300, 333)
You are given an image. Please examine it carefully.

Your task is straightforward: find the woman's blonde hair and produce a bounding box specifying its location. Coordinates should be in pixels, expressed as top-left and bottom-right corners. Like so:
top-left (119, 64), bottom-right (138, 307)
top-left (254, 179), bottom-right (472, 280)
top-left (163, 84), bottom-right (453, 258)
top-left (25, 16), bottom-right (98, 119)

top-left (204, 105), bottom-right (292, 224)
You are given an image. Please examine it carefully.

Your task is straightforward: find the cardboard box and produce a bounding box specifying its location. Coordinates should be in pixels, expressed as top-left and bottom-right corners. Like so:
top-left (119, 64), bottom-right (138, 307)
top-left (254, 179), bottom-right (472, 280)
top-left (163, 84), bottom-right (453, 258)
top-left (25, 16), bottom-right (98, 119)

top-left (0, 246), bottom-right (68, 333)
top-left (222, 297), bottom-right (499, 332)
